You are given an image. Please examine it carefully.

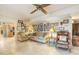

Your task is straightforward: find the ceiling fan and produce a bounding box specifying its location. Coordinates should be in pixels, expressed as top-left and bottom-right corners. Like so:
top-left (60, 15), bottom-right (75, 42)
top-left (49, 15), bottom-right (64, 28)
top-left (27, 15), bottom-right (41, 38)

top-left (30, 4), bottom-right (51, 15)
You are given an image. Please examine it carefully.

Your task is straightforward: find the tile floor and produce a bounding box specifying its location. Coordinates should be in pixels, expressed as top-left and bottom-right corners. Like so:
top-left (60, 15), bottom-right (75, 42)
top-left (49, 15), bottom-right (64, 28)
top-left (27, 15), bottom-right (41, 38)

top-left (0, 36), bottom-right (79, 55)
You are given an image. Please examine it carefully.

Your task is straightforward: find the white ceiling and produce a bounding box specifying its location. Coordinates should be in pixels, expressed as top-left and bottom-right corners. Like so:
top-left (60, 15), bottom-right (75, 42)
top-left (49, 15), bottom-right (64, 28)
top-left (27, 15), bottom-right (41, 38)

top-left (0, 4), bottom-right (79, 23)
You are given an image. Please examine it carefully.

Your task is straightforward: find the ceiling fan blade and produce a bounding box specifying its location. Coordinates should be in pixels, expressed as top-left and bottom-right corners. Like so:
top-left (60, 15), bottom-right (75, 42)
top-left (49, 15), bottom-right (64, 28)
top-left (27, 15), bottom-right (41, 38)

top-left (40, 8), bottom-right (47, 14)
top-left (41, 4), bottom-right (51, 7)
top-left (33, 4), bottom-right (40, 6)
top-left (30, 8), bottom-right (38, 14)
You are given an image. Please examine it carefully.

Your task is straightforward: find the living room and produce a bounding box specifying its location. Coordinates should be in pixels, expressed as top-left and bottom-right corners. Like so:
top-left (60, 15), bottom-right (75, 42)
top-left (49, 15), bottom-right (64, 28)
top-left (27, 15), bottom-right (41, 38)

top-left (0, 4), bottom-right (79, 55)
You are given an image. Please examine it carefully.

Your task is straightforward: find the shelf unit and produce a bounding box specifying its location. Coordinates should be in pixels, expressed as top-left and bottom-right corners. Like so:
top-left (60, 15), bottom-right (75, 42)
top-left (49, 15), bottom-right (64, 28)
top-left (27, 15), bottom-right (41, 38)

top-left (33, 23), bottom-right (52, 32)
top-left (17, 20), bottom-right (26, 32)
top-left (56, 31), bottom-right (69, 49)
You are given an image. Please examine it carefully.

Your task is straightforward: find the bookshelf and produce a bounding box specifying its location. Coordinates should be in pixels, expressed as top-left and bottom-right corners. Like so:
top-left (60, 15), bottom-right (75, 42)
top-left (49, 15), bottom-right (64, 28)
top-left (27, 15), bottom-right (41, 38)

top-left (56, 31), bottom-right (69, 49)
top-left (17, 20), bottom-right (26, 32)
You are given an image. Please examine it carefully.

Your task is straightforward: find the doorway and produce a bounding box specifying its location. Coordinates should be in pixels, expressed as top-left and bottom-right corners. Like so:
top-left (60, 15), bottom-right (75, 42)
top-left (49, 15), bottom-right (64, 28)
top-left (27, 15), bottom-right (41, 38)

top-left (72, 22), bottom-right (79, 46)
